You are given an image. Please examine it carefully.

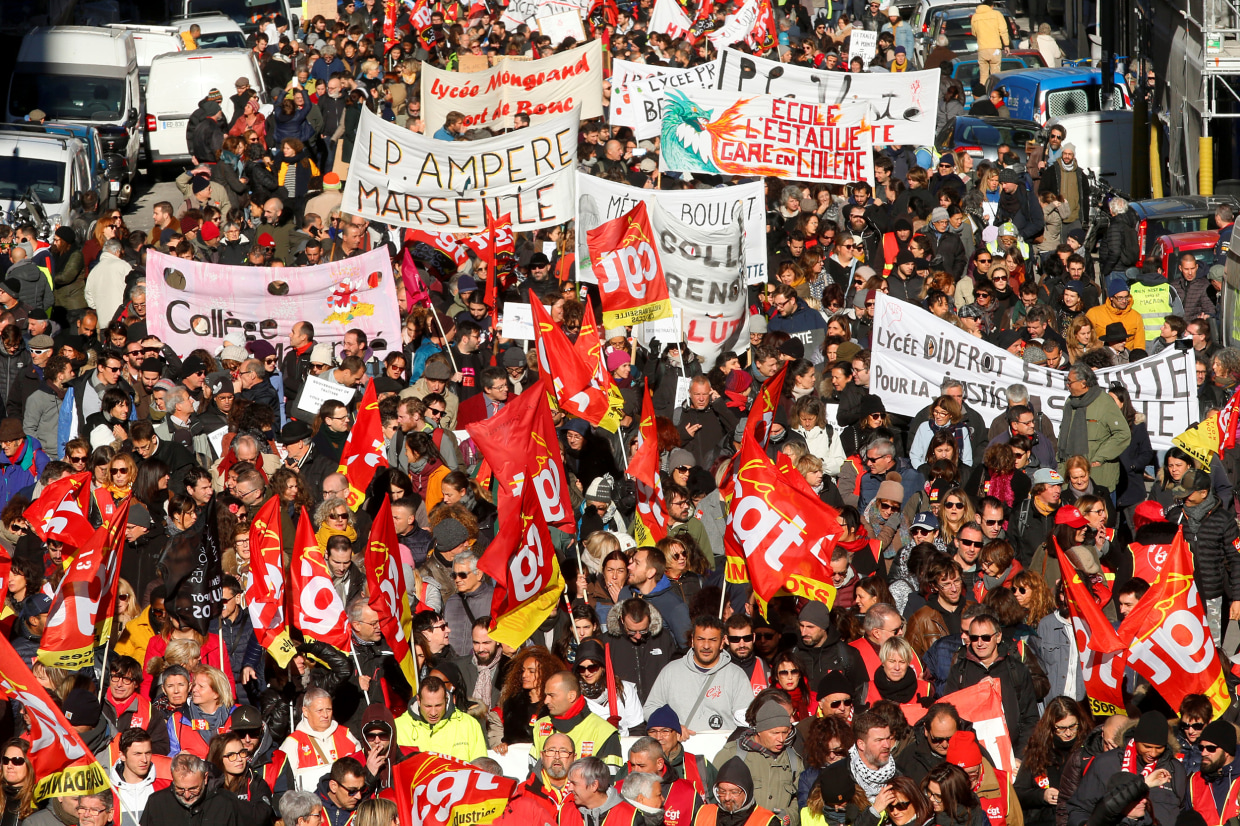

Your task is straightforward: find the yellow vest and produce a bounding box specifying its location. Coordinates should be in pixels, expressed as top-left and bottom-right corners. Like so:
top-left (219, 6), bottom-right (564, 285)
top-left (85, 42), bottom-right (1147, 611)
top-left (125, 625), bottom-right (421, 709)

top-left (532, 712), bottom-right (622, 769)
top-left (1129, 281), bottom-right (1173, 342)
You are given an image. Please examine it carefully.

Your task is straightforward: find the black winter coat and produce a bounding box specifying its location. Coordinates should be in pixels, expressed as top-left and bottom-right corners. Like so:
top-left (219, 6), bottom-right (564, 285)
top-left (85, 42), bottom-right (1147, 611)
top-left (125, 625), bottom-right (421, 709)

top-left (995, 183), bottom-right (1046, 242)
top-left (140, 785), bottom-right (242, 826)
top-left (1167, 494), bottom-right (1240, 601)
top-left (1055, 726), bottom-right (1111, 826)
top-left (1064, 736), bottom-right (1185, 826)
top-left (257, 640), bottom-right (355, 743)
top-left (793, 628), bottom-right (867, 708)
top-left (1099, 210), bottom-right (1140, 276)
top-left (189, 117), bottom-right (224, 163)
top-left (943, 645), bottom-right (1039, 757)
top-left (1116, 417), bottom-right (1156, 507)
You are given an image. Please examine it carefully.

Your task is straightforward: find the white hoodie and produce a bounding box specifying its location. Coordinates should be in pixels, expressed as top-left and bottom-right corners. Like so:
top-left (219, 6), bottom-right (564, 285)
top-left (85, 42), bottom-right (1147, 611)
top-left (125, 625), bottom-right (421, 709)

top-left (110, 760), bottom-right (160, 826)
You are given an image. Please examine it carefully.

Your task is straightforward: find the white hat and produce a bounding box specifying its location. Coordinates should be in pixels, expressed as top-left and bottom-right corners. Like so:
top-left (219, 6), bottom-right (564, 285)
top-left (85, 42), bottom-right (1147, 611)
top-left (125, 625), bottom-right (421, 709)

top-left (219, 344), bottom-right (249, 363)
top-left (310, 343), bottom-right (335, 366)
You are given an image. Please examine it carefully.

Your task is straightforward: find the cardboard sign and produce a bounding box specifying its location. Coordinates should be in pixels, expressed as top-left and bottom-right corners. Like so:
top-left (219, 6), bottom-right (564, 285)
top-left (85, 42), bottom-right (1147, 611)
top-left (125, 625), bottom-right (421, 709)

top-left (538, 10), bottom-right (586, 45)
top-left (296, 374), bottom-right (360, 418)
top-left (501, 303), bottom-right (535, 340)
top-left (850, 29), bottom-right (878, 65)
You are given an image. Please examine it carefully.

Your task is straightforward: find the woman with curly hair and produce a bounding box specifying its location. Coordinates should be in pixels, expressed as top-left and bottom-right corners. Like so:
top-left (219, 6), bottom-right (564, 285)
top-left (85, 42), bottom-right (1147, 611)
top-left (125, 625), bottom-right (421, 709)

top-left (313, 497), bottom-right (357, 549)
top-left (1011, 571), bottom-right (1054, 626)
top-left (964, 442), bottom-right (1030, 509)
top-left (1013, 697), bottom-right (1093, 826)
top-left (922, 763), bottom-right (984, 826)
top-left (797, 714), bottom-right (854, 807)
top-left (272, 466), bottom-right (314, 523)
top-left (491, 646), bottom-right (565, 753)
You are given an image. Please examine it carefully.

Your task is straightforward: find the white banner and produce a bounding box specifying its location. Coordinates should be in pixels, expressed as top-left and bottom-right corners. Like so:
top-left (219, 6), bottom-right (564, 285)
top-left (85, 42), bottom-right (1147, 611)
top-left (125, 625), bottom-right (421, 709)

top-left (575, 173), bottom-right (767, 285)
top-left (707, 0), bottom-right (760, 47)
top-left (713, 47), bottom-right (941, 146)
top-left (422, 41), bottom-right (603, 132)
top-left (869, 293), bottom-right (1196, 449)
top-left (501, 0), bottom-right (589, 29)
top-left (344, 107), bottom-right (578, 233)
top-left (610, 62), bottom-right (717, 140)
top-left (538, 10), bottom-right (586, 45)
top-left (646, 198), bottom-right (747, 367)
top-left (648, 0), bottom-right (691, 38)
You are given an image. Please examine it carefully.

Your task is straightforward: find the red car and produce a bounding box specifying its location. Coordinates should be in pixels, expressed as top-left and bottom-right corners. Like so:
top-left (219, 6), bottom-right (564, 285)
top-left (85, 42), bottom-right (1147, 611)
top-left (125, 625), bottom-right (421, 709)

top-left (1145, 230), bottom-right (1220, 278)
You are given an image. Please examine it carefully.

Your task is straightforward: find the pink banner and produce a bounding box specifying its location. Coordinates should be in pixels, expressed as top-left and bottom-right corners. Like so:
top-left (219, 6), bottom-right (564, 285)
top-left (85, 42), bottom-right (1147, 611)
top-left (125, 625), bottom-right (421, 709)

top-left (145, 249), bottom-right (401, 360)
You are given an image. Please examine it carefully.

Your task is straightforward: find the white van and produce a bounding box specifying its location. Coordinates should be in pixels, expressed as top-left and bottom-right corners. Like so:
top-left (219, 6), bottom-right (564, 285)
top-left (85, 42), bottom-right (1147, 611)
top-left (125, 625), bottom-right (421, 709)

top-left (107, 23), bottom-right (185, 91)
top-left (6, 27), bottom-right (143, 199)
top-left (144, 48), bottom-right (265, 166)
top-left (175, 14), bottom-right (248, 49)
top-left (0, 131), bottom-right (97, 236)
top-left (179, 0), bottom-right (298, 33)
top-left (1049, 111), bottom-right (1135, 197)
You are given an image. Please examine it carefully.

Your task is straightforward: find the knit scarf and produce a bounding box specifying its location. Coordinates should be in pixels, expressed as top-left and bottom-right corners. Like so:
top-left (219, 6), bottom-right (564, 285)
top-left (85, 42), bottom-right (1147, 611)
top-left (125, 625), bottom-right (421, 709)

top-left (985, 470), bottom-right (1015, 507)
top-left (930, 419), bottom-right (967, 456)
top-left (981, 563), bottom-right (1013, 593)
top-left (1120, 740), bottom-right (1157, 777)
top-left (1059, 386), bottom-right (1101, 462)
top-left (874, 668), bottom-right (917, 703)
top-left (1060, 162), bottom-right (1080, 222)
top-left (8, 440), bottom-right (38, 478)
top-left (316, 522), bottom-right (358, 548)
top-left (849, 746), bottom-right (896, 799)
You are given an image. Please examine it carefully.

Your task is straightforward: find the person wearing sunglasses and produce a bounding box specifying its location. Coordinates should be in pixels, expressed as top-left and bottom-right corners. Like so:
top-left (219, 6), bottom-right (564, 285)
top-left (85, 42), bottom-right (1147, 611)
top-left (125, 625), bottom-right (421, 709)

top-left (862, 480), bottom-right (911, 565)
top-left (1064, 711), bottom-right (1179, 826)
top-left (795, 602), bottom-right (864, 709)
top-left (444, 551), bottom-right (493, 658)
top-left (1011, 467), bottom-right (1066, 568)
top-left (573, 639), bottom-right (642, 736)
top-left (1173, 694), bottom-right (1213, 776)
top-left (896, 705), bottom-right (964, 783)
top-left (944, 615), bottom-right (1039, 760)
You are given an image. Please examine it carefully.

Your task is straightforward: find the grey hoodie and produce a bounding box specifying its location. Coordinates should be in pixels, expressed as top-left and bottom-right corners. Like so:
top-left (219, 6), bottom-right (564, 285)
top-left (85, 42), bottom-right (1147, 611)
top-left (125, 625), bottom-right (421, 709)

top-left (641, 649), bottom-right (752, 733)
top-left (579, 787), bottom-right (626, 826)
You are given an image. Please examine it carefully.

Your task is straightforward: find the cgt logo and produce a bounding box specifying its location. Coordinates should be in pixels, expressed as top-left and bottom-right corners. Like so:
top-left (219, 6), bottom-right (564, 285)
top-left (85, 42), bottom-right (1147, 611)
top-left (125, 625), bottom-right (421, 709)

top-left (728, 493), bottom-right (811, 569)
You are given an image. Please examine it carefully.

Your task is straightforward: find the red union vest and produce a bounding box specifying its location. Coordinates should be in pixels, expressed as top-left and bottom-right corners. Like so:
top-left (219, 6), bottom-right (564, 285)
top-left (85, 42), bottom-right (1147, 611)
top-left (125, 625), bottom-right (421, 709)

top-left (262, 748), bottom-right (291, 793)
top-left (682, 753), bottom-right (706, 797)
top-left (660, 778), bottom-right (702, 826)
top-left (288, 726), bottom-right (359, 769)
top-left (693, 804), bottom-right (777, 826)
top-left (979, 769), bottom-right (1009, 826)
top-left (602, 800), bottom-right (639, 826)
top-left (850, 638), bottom-right (924, 680)
top-left (1188, 771), bottom-right (1240, 825)
top-left (171, 708), bottom-right (235, 758)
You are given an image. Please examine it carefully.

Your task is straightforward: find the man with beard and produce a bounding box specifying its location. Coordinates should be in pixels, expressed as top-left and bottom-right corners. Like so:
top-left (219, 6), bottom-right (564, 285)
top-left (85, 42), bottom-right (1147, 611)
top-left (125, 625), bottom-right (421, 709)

top-left (714, 703), bottom-right (800, 825)
top-left (618, 773), bottom-right (664, 826)
top-left (847, 711), bottom-right (897, 805)
top-left (1185, 720), bottom-right (1239, 823)
top-left (896, 703), bottom-right (962, 783)
top-left (454, 617), bottom-right (506, 709)
top-left (725, 614), bottom-right (771, 694)
top-left (699, 757), bottom-right (780, 826)
top-left (495, 732), bottom-right (577, 826)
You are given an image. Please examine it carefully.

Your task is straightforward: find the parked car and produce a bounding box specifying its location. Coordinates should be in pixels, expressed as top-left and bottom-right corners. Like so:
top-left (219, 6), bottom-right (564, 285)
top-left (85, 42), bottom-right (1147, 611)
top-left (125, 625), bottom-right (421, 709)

top-left (1146, 230), bottom-right (1221, 277)
top-left (935, 116), bottom-right (1046, 165)
top-left (947, 50), bottom-right (1047, 106)
top-left (986, 67), bottom-right (1131, 125)
top-left (1129, 196), bottom-right (1240, 261)
top-left (175, 14), bottom-right (247, 49)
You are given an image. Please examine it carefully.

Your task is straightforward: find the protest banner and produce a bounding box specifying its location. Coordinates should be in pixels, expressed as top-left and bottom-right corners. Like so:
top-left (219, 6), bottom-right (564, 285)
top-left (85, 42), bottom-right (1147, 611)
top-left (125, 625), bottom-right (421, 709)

top-left (645, 197), bottom-right (747, 366)
top-left (344, 108), bottom-right (579, 233)
top-left (146, 248), bottom-right (399, 371)
top-left (421, 41), bottom-right (602, 131)
top-left (610, 61), bottom-right (717, 140)
top-left (869, 293), bottom-right (1196, 449)
top-left (575, 173), bottom-right (767, 285)
top-left (648, 0), bottom-right (691, 38)
top-left (659, 90), bottom-right (873, 185)
top-left (538, 9), bottom-right (586, 44)
top-left (501, 0), bottom-right (589, 29)
top-left (713, 48), bottom-right (941, 146)
top-left (850, 30), bottom-right (878, 64)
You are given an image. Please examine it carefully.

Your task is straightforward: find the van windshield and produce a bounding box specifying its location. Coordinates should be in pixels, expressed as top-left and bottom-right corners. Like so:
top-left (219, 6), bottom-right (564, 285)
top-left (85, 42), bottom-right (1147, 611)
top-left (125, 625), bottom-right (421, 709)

top-left (197, 31), bottom-right (248, 48)
top-left (8, 73), bottom-right (126, 122)
top-left (186, 0), bottom-right (283, 24)
top-left (0, 157), bottom-right (65, 204)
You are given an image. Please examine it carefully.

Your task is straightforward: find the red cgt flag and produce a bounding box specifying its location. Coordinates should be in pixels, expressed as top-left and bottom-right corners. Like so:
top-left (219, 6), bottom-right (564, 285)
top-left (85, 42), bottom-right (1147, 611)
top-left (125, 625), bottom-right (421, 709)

top-left (382, 751), bottom-right (516, 826)
top-left (246, 497), bottom-right (298, 668)
top-left (1055, 539), bottom-right (1128, 716)
top-left (745, 364), bottom-right (786, 449)
top-left (586, 202), bottom-right (673, 329)
top-left (466, 379), bottom-right (576, 532)
top-left (938, 681), bottom-right (1016, 776)
top-left (0, 635), bottom-right (110, 800)
top-left (291, 508), bottom-right (352, 653)
top-left (478, 481), bottom-right (565, 649)
top-left (25, 471), bottom-right (94, 549)
top-left (366, 496), bottom-right (418, 688)
top-left (337, 381), bottom-right (388, 511)
top-left (37, 499), bottom-right (131, 671)
top-left (529, 292), bottom-right (621, 431)
top-left (725, 433), bottom-right (840, 612)
top-left (627, 380), bottom-right (668, 547)
top-left (1119, 528), bottom-right (1232, 716)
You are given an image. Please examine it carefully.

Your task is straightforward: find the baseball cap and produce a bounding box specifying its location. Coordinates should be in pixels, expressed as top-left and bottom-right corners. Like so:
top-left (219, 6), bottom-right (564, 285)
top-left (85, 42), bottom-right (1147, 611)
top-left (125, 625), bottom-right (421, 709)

top-left (911, 512), bottom-right (939, 532)
top-left (1031, 468), bottom-right (1063, 486)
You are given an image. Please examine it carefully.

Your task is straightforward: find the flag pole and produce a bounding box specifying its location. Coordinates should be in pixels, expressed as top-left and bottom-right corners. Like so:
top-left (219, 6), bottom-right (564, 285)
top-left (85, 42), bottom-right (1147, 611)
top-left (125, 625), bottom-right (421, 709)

top-left (718, 578), bottom-right (727, 620)
top-left (96, 635), bottom-right (112, 703)
top-left (429, 309), bottom-right (459, 373)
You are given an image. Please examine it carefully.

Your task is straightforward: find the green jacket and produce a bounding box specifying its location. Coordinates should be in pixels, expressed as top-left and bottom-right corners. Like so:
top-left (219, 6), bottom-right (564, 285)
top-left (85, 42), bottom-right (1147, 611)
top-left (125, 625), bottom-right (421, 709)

top-left (1058, 389), bottom-right (1131, 490)
top-left (714, 737), bottom-right (802, 826)
top-left (668, 517), bottom-right (715, 568)
top-left (51, 249), bottom-right (87, 310)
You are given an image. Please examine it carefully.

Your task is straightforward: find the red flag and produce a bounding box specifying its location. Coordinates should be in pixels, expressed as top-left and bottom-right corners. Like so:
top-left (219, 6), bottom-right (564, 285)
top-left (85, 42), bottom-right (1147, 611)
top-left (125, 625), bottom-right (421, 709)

top-left (246, 497), bottom-right (298, 668)
top-left (410, 0), bottom-right (436, 47)
top-left (383, 751), bottom-right (516, 826)
top-left (0, 636), bottom-right (110, 800)
top-left (746, 364), bottom-right (786, 449)
top-left (291, 508), bottom-right (352, 652)
top-left (725, 433), bottom-right (841, 612)
top-left (627, 380), bottom-right (668, 546)
top-left (1219, 384), bottom-right (1240, 455)
top-left (1119, 528), bottom-right (1231, 716)
top-left (25, 471), bottom-right (94, 549)
top-left (383, 0), bottom-right (399, 48)
top-left (400, 247), bottom-right (432, 313)
top-left (37, 501), bottom-right (130, 671)
top-left (337, 381), bottom-right (388, 511)
top-left (938, 681), bottom-right (1016, 776)
top-left (686, 0), bottom-right (716, 43)
top-left (366, 496), bottom-right (418, 688)
top-left (477, 481), bottom-right (564, 648)
top-left (466, 380), bottom-right (575, 532)
top-left (405, 228), bottom-right (470, 268)
top-left (530, 292), bottom-right (621, 431)
top-left (746, 0), bottom-right (776, 51)
top-left (1055, 539), bottom-right (1128, 716)
top-left (587, 202), bottom-right (673, 328)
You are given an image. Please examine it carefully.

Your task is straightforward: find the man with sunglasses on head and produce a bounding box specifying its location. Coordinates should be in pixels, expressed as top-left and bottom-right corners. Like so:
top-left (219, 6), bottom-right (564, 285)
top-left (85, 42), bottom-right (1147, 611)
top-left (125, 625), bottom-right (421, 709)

top-left (943, 613), bottom-right (1039, 758)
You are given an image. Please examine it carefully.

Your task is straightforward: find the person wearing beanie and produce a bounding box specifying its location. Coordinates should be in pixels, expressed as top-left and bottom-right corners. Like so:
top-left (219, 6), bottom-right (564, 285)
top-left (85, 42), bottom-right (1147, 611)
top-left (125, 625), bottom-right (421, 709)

top-left (642, 616), bottom-right (752, 734)
top-left (801, 760), bottom-right (861, 825)
top-left (644, 705), bottom-right (720, 800)
top-left (1066, 709), bottom-right (1186, 826)
top-left (573, 639), bottom-right (643, 736)
top-left (942, 730), bottom-right (1022, 826)
top-left (944, 614), bottom-right (1040, 760)
top-left (1186, 720), bottom-right (1239, 823)
top-left (793, 602), bottom-right (865, 706)
top-left (1085, 274), bottom-right (1143, 352)
top-left (707, 756), bottom-right (781, 826)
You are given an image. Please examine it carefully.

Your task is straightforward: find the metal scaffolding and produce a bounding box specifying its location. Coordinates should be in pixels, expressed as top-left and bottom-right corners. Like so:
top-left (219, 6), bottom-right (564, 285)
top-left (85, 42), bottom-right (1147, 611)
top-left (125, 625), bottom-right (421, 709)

top-left (1188, 0), bottom-right (1240, 132)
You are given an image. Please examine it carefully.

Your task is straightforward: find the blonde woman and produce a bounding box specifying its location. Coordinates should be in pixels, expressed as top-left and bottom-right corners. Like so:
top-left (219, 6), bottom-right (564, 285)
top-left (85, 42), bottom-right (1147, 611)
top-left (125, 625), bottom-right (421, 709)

top-left (169, 665), bottom-right (236, 756)
top-left (938, 487), bottom-right (976, 546)
top-left (1066, 316), bottom-right (1101, 364)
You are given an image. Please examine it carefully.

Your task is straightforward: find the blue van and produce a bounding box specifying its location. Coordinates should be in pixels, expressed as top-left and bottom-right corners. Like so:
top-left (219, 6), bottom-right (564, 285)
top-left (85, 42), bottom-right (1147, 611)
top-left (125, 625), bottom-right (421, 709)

top-left (948, 51), bottom-right (1047, 107)
top-left (987, 67), bottom-right (1131, 125)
